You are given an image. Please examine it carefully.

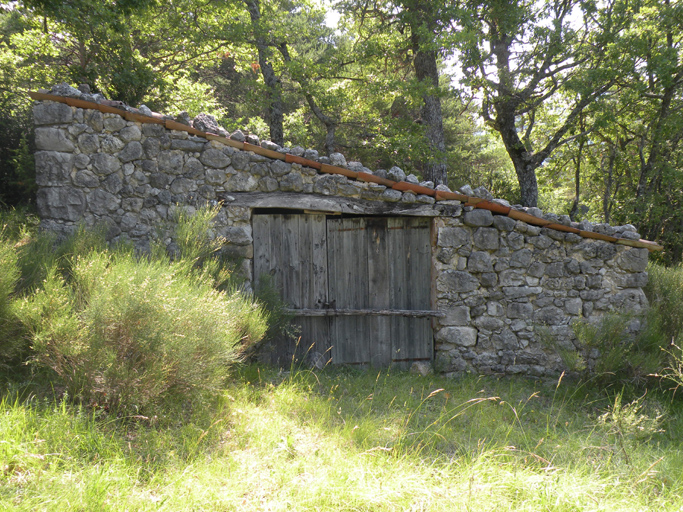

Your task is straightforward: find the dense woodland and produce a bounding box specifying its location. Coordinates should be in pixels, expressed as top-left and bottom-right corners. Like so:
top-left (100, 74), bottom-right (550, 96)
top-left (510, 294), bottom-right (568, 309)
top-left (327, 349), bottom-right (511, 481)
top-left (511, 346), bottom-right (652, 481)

top-left (0, 0), bottom-right (681, 261)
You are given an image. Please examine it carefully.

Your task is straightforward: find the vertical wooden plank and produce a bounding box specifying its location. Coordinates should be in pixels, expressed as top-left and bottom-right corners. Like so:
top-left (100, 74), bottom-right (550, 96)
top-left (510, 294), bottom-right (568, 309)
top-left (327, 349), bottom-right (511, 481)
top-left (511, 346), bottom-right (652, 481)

top-left (387, 217), bottom-right (409, 366)
top-left (367, 217), bottom-right (391, 366)
top-left (405, 218), bottom-right (433, 364)
top-left (297, 215), bottom-right (330, 362)
top-left (328, 217), bottom-right (369, 365)
top-left (252, 215), bottom-right (271, 290)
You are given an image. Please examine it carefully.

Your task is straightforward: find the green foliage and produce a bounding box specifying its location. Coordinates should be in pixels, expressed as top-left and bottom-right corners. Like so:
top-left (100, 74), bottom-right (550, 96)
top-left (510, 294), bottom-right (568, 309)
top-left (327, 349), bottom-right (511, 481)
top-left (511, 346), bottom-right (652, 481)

top-left (1, 207), bottom-right (269, 416)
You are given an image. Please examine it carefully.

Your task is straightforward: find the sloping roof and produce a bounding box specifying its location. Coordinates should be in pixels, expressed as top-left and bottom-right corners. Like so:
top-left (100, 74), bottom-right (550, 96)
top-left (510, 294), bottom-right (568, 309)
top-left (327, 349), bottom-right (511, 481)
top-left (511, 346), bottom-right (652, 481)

top-left (29, 91), bottom-right (663, 252)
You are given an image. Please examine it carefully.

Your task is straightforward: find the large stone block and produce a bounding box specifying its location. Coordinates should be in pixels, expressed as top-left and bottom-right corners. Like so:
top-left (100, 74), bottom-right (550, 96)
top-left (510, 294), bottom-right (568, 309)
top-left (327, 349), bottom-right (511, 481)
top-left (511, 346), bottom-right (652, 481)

top-left (158, 150), bottom-right (184, 174)
top-left (33, 102), bottom-right (73, 125)
top-left (463, 209), bottom-right (493, 227)
top-left (438, 227), bottom-right (471, 248)
top-left (467, 251), bottom-right (493, 272)
top-left (436, 270), bottom-right (480, 293)
top-left (35, 151), bottom-right (74, 186)
top-left (436, 326), bottom-right (478, 347)
top-left (37, 187), bottom-right (85, 221)
top-left (616, 248), bottom-right (649, 272)
top-left (87, 189), bottom-right (120, 215)
top-left (473, 227), bottom-right (499, 250)
top-left (35, 127), bottom-right (74, 152)
top-left (119, 141), bottom-right (143, 162)
top-left (440, 306), bottom-right (471, 326)
top-left (200, 148), bottom-right (231, 169)
top-left (91, 153), bottom-right (121, 176)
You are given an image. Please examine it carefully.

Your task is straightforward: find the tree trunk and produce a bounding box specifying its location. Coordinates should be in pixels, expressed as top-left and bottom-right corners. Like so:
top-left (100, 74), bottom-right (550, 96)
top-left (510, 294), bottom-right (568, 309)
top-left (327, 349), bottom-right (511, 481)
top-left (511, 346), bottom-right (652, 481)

top-left (411, 37), bottom-right (448, 185)
top-left (244, 0), bottom-right (284, 146)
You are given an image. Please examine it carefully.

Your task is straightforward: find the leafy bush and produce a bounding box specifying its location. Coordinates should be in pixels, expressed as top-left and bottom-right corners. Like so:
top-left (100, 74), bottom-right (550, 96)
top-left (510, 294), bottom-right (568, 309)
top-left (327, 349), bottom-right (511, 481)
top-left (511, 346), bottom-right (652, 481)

top-left (12, 208), bottom-right (269, 415)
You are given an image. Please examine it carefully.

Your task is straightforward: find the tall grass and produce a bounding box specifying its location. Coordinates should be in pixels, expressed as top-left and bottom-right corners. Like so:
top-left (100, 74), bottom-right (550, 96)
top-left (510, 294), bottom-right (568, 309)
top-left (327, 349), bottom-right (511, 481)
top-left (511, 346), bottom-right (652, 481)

top-left (2, 368), bottom-right (682, 511)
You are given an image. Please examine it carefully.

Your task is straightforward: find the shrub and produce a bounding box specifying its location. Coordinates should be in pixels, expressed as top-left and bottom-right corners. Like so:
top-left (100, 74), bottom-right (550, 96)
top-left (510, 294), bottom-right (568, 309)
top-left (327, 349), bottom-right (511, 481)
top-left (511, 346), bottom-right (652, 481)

top-left (16, 209), bottom-right (269, 415)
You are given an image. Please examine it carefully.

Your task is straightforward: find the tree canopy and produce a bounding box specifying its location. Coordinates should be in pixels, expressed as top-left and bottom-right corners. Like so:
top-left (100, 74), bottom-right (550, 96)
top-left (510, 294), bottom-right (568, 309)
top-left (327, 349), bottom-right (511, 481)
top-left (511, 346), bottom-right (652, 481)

top-left (1, 0), bottom-right (682, 260)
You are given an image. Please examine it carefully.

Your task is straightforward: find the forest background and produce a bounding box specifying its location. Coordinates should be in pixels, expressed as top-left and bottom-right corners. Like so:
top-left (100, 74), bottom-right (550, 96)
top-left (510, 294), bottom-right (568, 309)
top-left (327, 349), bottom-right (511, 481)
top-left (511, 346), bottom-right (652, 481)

top-left (1, 0), bottom-right (681, 262)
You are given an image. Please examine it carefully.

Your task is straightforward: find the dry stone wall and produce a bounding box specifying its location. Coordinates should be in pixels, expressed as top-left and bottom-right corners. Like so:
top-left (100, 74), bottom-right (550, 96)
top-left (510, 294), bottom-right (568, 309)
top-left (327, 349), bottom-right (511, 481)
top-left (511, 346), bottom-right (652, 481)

top-left (33, 95), bottom-right (650, 377)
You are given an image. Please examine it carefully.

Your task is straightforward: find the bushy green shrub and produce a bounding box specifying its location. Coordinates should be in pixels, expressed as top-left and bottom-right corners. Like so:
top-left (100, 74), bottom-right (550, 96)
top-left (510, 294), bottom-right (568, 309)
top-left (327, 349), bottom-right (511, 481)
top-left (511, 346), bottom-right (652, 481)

top-left (12, 207), bottom-right (269, 414)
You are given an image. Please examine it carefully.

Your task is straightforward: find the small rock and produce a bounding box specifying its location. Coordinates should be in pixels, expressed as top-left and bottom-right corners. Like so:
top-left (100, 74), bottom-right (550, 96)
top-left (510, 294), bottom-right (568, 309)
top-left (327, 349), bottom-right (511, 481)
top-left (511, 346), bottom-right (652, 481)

top-left (289, 145), bottom-right (305, 157)
top-left (473, 186), bottom-right (493, 200)
top-left (246, 133), bottom-right (260, 145)
top-left (329, 152), bottom-right (347, 167)
top-left (436, 184), bottom-right (452, 192)
top-left (78, 84), bottom-right (91, 94)
top-left (193, 113), bottom-right (219, 134)
top-left (406, 173), bottom-right (420, 184)
top-left (138, 105), bottom-right (153, 116)
top-left (303, 149), bottom-right (319, 160)
top-left (175, 111), bottom-right (192, 126)
top-left (230, 129), bottom-right (246, 142)
top-left (50, 83), bottom-right (82, 98)
top-left (459, 184), bottom-right (475, 196)
top-left (420, 181), bottom-right (435, 189)
top-left (410, 361), bottom-right (432, 376)
top-left (387, 166), bottom-right (406, 182)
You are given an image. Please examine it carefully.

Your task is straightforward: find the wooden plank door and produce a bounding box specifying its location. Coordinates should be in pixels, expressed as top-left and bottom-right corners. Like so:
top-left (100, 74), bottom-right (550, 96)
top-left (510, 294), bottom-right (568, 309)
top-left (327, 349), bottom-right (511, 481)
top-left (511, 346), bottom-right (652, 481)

top-left (327, 216), bottom-right (432, 367)
top-left (253, 213), bottom-right (330, 365)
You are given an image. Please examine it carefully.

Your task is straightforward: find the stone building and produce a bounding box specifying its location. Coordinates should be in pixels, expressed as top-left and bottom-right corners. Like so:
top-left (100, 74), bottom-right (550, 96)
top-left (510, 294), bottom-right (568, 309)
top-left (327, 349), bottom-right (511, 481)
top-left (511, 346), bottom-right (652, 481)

top-left (31, 84), bottom-right (662, 376)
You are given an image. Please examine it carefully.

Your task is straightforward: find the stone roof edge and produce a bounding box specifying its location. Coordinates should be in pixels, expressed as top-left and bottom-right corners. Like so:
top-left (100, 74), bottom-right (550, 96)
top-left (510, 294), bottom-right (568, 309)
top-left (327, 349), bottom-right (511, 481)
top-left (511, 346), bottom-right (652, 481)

top-left (29, 91), bottom-right (664, 252)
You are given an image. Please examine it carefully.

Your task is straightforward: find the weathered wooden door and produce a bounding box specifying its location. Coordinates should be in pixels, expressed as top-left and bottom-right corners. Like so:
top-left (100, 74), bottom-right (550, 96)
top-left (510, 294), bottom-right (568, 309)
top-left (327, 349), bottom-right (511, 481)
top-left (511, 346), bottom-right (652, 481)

top-left (253, 213), bottom-right (433, 367)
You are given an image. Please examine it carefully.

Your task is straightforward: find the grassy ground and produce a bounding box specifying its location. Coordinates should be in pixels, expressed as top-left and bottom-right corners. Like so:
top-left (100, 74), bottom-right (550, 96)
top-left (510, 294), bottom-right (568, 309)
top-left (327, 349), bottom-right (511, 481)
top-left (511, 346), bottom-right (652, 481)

top-left (2, 366), bottom-right (683, 511)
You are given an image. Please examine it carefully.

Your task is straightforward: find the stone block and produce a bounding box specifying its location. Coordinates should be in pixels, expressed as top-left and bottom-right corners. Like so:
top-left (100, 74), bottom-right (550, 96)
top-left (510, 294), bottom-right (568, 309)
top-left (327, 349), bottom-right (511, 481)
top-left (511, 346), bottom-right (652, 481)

top-left (480, 272), bottom-right (498, 287)
top-left (492, 215), bottom-right (516, 231)
top-left (87, 189), bottom-right (120, 215)
top-left (143, 137), bottom-right (161, 158)
top-left (170, 178), bottom-right (197, 194)
top-left (438, 227), bottom-right (471, 248)
top-left (437, 270), bottom-right (480, 294)
top-left (534, 306), bottom-right (566, 325)
top-left (119, 141), bottom-right (143, 162)
top-left (467, 251), bottom-right (493, 272)
top-left (101, 135), bottom-right (124, 153)
top-left (473, 227), bottom-right (499, 250)
top-left (226, 172), bottom-right (259, 192)
top-left (158, 150), bottom-right (184, 174)
top-left (509, 248), bottom-right (533, 267)
top-left (103, 116), bottom-right (126, 132)
top-left (102, 174), bottom-right (123, 194)
top-left (37, 187), bottom-right (85, 221)
top-left (35, 127), bottom-right (74, 152)
top-left (507, 302), bottom-right (533, 319)
top-left (441, 306), bottom-right (471, 326)
top-left (230, 151), bottom-right (251, 171)
top-left (35, 151), bottom-right (74, 186)
top-left (34, 102), bottom-right (73, 125)
top-left (436, 326), bottom-right (478, 347)
top-left (200, 148), bottom-right (231, 168)
top-left (171, 139), bottom-right (205, 152)
top-left (73, 170), bottom-right (99, 188)
top-left (91, 153), bottom-right (121, 176)
top-left (463, 209), bottom-right (494, 227)
top-left (616, 248), bottom-right (649, 272)
top-left (280, 172), bottom-right (304, 192)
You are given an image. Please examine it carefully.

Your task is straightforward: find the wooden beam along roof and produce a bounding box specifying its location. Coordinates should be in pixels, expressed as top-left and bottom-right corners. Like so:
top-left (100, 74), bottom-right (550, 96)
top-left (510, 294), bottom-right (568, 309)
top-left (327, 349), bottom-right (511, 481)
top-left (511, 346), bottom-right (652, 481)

top-left (29, 91), bottom-right (664, 252)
